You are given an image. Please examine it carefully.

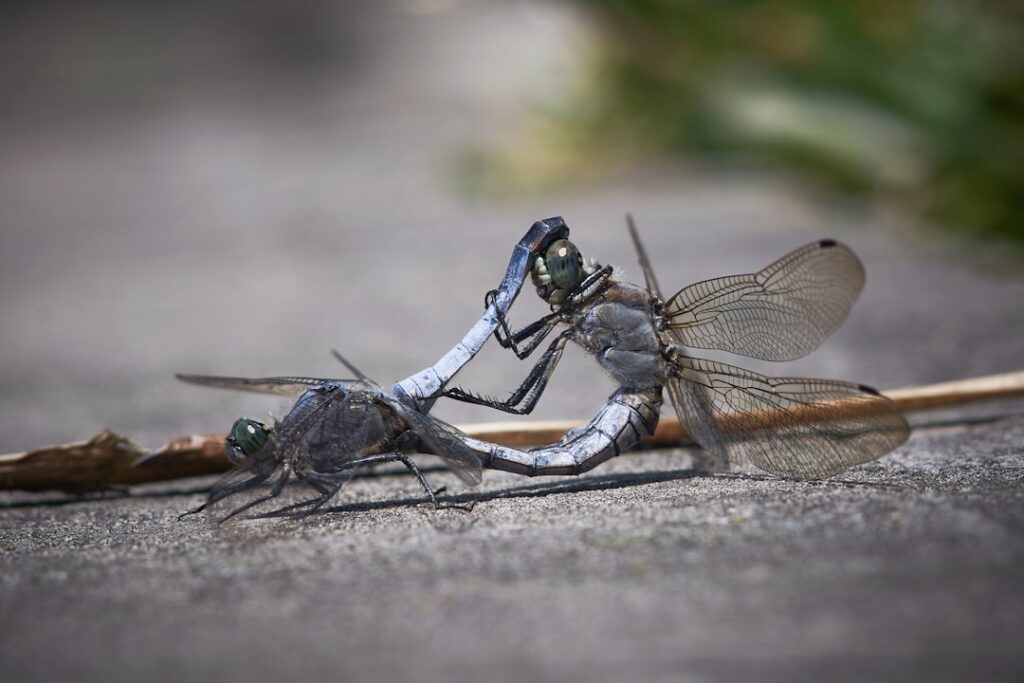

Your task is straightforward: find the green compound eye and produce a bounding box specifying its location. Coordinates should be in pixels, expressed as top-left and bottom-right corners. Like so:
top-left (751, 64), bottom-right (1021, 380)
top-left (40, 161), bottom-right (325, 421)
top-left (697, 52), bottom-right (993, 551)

top-left (544, 239), bottom-right (584, 291)
top-left (229, 418), bottom-right (270, 460)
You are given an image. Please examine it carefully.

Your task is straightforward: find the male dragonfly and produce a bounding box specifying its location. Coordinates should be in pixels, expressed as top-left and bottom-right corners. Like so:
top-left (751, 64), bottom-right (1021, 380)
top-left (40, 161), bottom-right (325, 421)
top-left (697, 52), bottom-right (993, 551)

top-left (442, 218), bottom-right (910, 479)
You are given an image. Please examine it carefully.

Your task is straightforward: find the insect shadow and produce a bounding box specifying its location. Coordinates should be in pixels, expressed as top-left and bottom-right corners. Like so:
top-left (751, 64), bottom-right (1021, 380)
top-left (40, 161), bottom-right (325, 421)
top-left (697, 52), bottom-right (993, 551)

top-left (254, 464), bottom-right (905, 520)
top-left (260, 467), bottom-right (706, 518)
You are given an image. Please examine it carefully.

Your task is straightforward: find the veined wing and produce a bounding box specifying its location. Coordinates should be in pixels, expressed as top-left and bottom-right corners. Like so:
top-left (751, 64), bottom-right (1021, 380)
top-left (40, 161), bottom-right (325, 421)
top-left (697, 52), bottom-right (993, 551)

top-left (664, 240), bottom-right (864, 361)
top-left (201, 388), bottom-right (373, 521)
top-left (626, 214), bottom-right (664, 300)
top-left (293, 389), bottom-right (376, 484)
top-left (177, 374), bottom-right (345, 396)
top-left (669, 356), bottom-right (909, 479)
top-left (381, 396), bottom-right (483, 487)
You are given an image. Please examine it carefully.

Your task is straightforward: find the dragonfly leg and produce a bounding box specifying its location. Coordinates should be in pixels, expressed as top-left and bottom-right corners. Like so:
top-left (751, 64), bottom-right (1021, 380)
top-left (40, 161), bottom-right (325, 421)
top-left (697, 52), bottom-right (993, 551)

top-left (292, 480), bottom-right (342, 519)
top-left (259, 453), bottom-right (406, 519)
top-left (178, 460), bottom-right (281, 520)
top-left (442, 329), bottom-right (572, 415)
top-left (563, 264), bottom-right (614, 309)
top-left (485, 264), bottom-right (611, 359)
top-left (485, 288), bottom-right (560, 359)
top-left (215, 469), bottom-right (291, 523)
top-left (396, 457), bottom-right (474, 513)
top-left (329, 452), bottom-right (469, 511)
top-left (396, 453), bottom-right (441, 509)
top-left (260, 491), bottom-right (334, 518)
top-left (266, 453), bottom-right (443, 516)
top-left (508, 318), bottom-right (560, 359)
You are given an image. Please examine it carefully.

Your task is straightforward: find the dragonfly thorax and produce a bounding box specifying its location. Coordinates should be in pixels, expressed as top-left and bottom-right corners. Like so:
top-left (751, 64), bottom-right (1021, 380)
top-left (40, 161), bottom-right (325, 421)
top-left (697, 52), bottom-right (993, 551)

top-left (572, 282), bottom-right (668, 390)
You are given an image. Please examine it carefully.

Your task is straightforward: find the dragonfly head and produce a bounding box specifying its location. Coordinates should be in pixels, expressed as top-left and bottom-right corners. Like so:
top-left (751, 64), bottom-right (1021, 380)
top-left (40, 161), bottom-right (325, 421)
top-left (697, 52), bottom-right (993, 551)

top-left (225, 418), bottom-right (271, 464)
top-left (532, 238), bottom-right (600, 305)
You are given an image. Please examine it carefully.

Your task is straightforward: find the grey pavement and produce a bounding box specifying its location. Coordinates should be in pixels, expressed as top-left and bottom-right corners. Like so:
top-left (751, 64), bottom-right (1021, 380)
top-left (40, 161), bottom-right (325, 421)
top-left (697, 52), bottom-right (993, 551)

top-left (1, 2), bottom-right (1023, 681)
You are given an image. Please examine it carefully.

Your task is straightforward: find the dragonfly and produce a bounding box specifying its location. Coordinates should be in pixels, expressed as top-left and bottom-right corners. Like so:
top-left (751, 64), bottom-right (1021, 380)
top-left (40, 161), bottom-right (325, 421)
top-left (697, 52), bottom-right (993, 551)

top-left (171, 218), bottom-right (574, 520)
top-left (175, 374), bottom-right (486, 520)
top-left (442, 217), bottom-right (911, 479)
top-left (183, 370), bottom-right (664, 520)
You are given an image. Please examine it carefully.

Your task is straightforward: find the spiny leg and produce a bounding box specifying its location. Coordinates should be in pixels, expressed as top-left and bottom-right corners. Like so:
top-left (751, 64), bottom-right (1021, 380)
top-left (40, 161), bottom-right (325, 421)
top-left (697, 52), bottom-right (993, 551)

top-left (562, 264), bottom-right (614, 307)
top-left (442, 330), bottom-right (573, 415)
top-left (216, 469), bottom-right (291, 523)
top-left (396, 453), bottom-right (441, 509)
top-left (262, 475), bottom-right (342, 518)
top-left (258, 453), bottom-right (444, 518)
top-left (178, 466), bottom-right (277, 521)
top-left (285, 453), bottom-right (413, 517)
top-left (327, 451), bottom-right (443, 509)
top-left (261, 491), bottom-right (334, 519)
top-left (395, 454), bottom-right (476, 512)
top-left (257, 454), bottom-right (402, 519)
top-left (484, 288), bottom-right (560, 359)
top-left (298, 477), bottom-right (355, 519)
top-left (484, 264), bottom-right (611, 359)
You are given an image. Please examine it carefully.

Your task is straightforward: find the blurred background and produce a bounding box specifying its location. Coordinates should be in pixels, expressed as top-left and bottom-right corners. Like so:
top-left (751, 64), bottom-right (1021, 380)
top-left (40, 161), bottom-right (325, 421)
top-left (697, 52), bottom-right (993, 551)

top-left (476, 0), bottom-right (1024, 243)
top-left (1, 0), bottom-right (1023, 453)
top-left (3, 4), bottom-right (1024, 682)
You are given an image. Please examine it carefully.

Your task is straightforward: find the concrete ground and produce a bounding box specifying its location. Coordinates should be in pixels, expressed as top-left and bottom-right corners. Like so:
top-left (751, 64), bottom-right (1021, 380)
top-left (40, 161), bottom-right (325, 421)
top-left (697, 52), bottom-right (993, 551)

top-left (2, 2), bottom-right (1023, 681)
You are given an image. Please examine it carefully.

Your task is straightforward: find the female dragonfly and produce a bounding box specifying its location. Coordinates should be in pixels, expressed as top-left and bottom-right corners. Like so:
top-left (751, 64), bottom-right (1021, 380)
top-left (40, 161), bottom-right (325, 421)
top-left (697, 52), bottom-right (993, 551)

top-left (442, 218), bottom-right (910, 479)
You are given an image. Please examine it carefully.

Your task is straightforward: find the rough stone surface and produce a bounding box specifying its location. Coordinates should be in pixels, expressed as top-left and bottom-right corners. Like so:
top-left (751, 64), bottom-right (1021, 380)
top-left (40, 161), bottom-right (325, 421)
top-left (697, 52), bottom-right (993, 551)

top-left (2, 420), bottom-right (1023, 682)
top-left (1, 2), bottom-right (1022, 681)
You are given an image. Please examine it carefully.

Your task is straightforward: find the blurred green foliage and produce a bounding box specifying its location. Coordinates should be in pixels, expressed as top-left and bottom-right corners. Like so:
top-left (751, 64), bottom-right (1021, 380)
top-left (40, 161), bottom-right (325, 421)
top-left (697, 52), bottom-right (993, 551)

top-left (487, 1), bottom-right (1024, 242)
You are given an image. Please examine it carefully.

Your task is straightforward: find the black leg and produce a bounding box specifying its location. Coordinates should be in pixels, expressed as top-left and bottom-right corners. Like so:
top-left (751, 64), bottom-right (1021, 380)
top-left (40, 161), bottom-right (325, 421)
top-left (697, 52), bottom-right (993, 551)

top-left (485, 288), bottom-right (560, 359)
top-left (260, 452), bottom-right (447, 518)
top-left (292, 478), bottom-right (342, 520)
top-left (258, 454), bottom-right (403, 519)
top-left (507, 317), bottom-right (560, 358)
top-left (178, 465), bottom-right (277, 520)
top-left (329, 452), bottom-right (443, 510)
top-left (261, 492), bottom-right (332, 519)
top-left (397, 456), bottom-right (475, 513)
top-left (216, 469), bottom-right (291, 523)
top-left (251, 474), bottom-right (338, 519)
top-left (485, 263), bottom-right (613, 359)
top-left (442, 330), bottom-right (573, 415)
top-left (397, 453), bottom-right (440, 509)
top-left (178, 506), bottom-right (206, 521)
top-left (566, 264), bottom-right (614, 306)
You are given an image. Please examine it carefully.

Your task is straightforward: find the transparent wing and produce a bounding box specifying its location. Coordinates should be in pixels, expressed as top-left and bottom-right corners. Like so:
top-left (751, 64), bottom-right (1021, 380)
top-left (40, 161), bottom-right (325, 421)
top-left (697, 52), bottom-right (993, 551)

top-left (382, 397), bottom-right (483, 487)
top-left (195, 384), bottom-right (389, 521)
top-left (176, 374), bottom-right (347, 396)
top-left (294, 390), bottom-right (377, 481)
top-left (664, 240), bottom-right (865, 361)
top-left (199, 389), bottom-right (344, 518)
top-left (626, 214), bottom-right (664, 300)
top-left (669, 356), bottom-right (909, 479)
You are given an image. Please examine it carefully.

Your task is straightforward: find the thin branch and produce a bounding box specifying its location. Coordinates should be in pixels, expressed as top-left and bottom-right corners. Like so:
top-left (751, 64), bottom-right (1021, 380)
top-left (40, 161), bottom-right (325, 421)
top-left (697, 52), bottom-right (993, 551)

top-left (2, 369), bottom-right (1023, 493)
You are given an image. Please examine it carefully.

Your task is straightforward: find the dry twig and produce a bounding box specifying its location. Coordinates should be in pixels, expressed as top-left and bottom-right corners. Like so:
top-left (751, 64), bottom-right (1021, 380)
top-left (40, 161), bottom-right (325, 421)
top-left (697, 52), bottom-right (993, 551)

top-left (2, 370), bottom-right (1022, 493)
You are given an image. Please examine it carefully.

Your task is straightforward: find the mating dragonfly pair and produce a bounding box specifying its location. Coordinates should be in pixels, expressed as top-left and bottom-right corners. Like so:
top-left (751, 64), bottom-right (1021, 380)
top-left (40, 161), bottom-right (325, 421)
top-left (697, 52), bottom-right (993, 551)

top-left (179, 217), bottom-right (909, 521)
